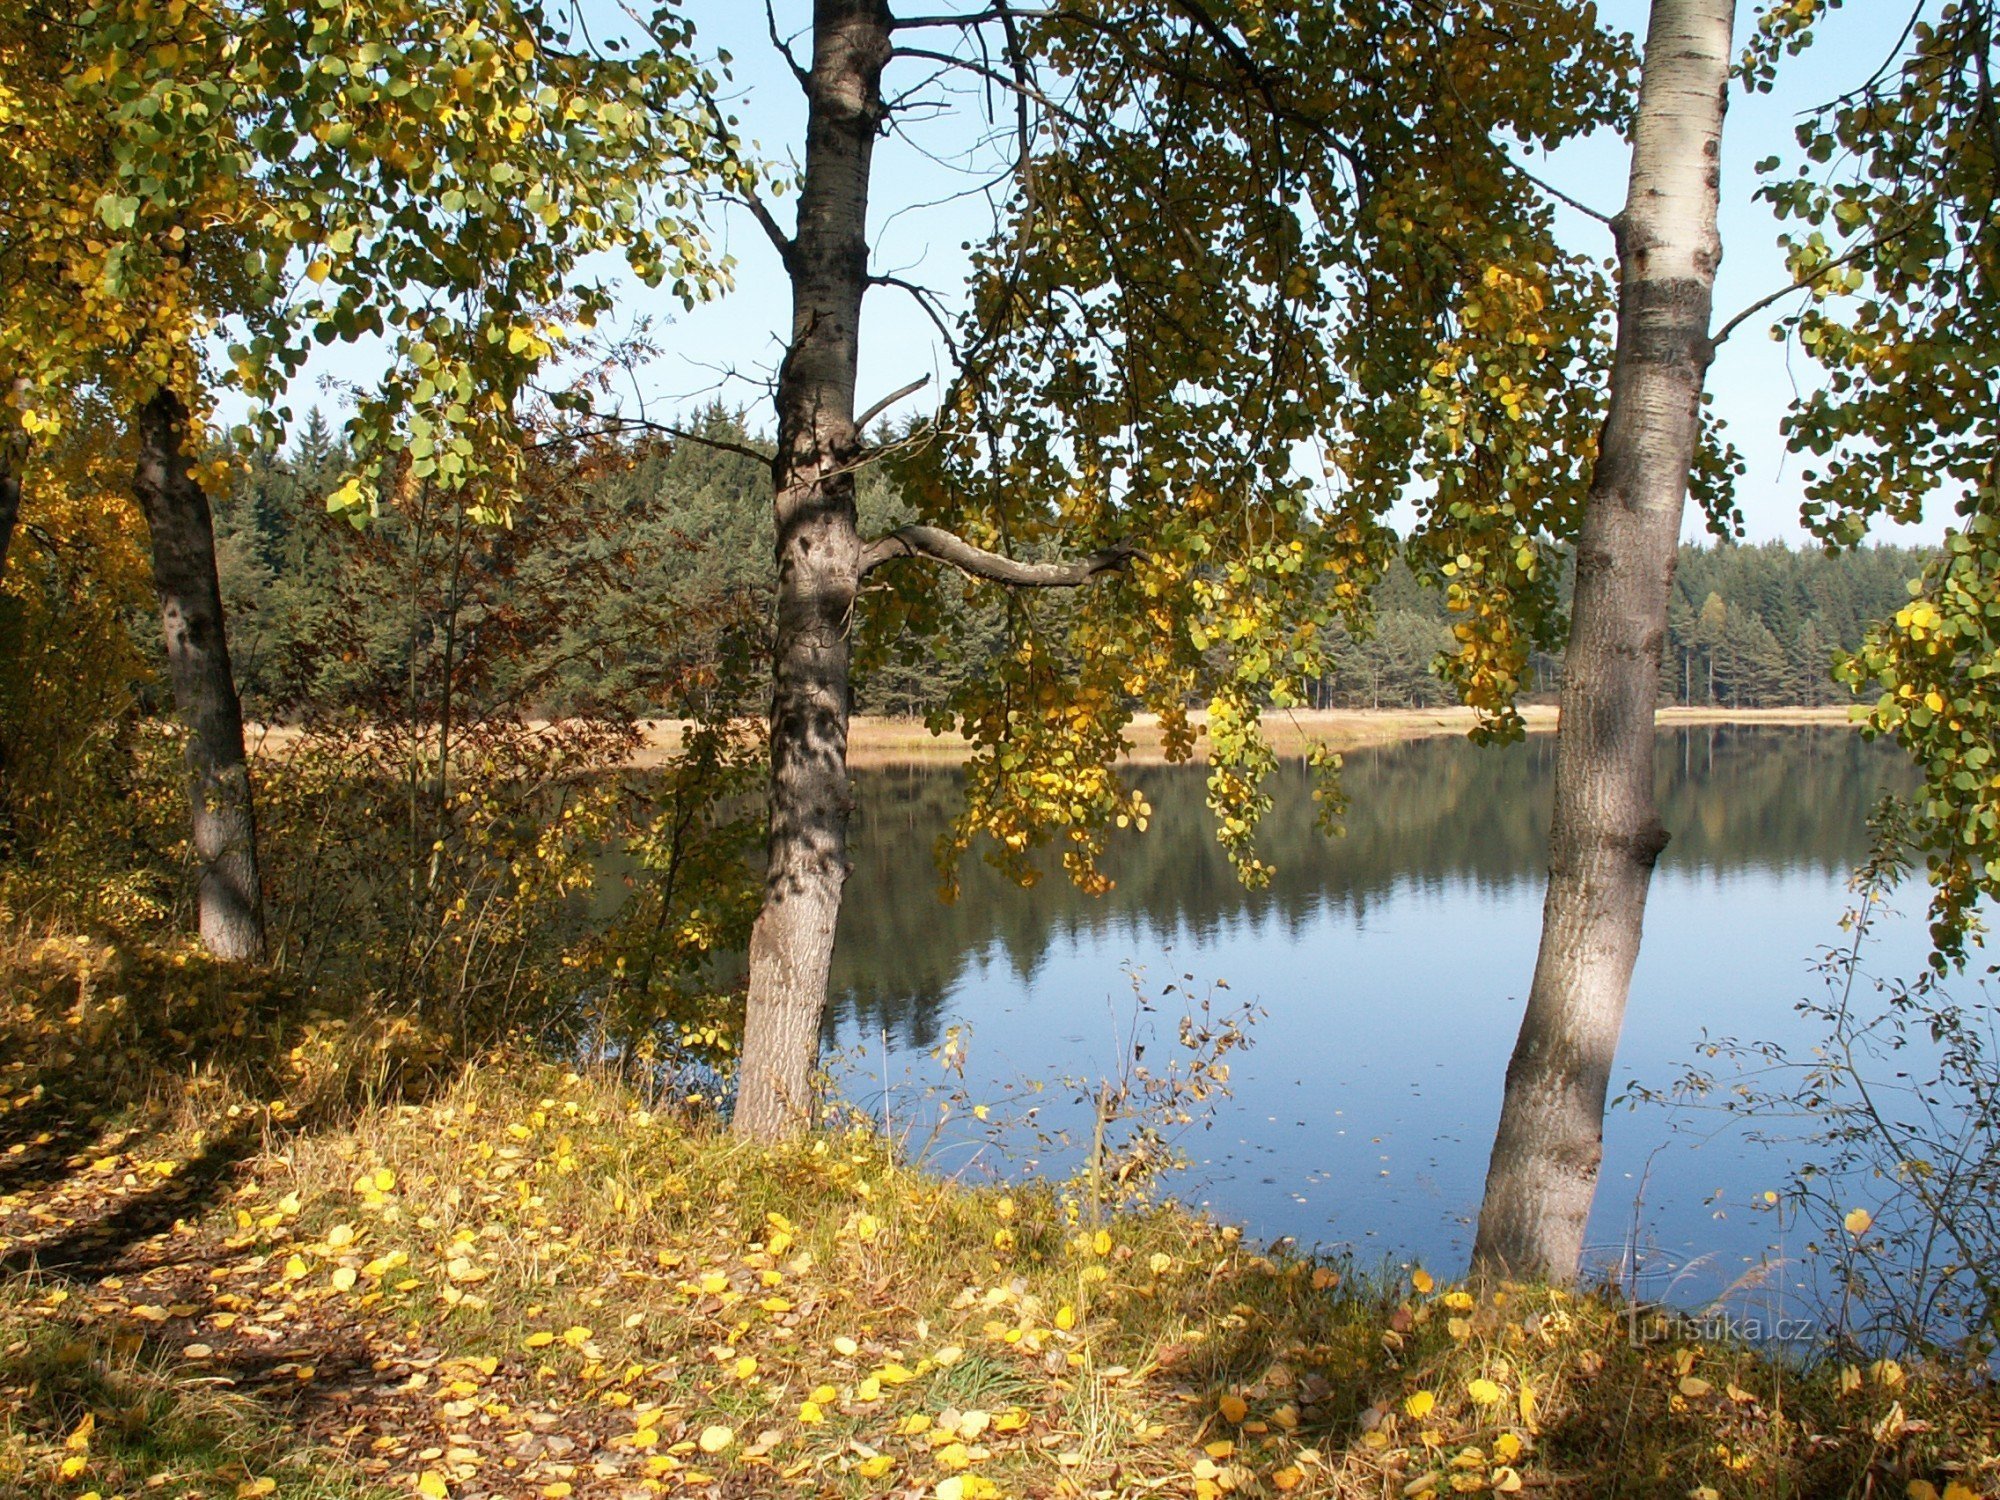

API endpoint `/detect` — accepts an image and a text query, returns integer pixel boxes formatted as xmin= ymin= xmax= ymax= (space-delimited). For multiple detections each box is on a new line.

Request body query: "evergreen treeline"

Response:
xmin=1324 ymin=543 xmax=1932 ymax=710
xmin=210 ymin=412 xmax=1935 ymax=721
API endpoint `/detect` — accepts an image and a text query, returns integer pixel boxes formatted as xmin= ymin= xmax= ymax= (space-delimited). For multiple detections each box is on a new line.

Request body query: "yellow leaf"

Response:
xmin=1054 ymin=1304 xmax=1076 ymax=1331
xmin=61 ymin=1457 xmax=89 ymax=1479
xmin=1411 ymin=1268 xmax=1435 ymax=1295
xmin=833 ymin=1335 xmax=860 ymax=1357
xmin=417 ymin=1473 xmax=450 ymax=1499
xmin=1679 ymin=1376 xmax=1713 ymax=1398
xmin=238 ymin=1483 xmax=277 ymax=1500
xmin=1467 ymin=1378 xmax=1503 ymax=1406
xmin=935 ymin=1442 xmax=971 ymax=1471
xmin=697 ymin=1425 xmax=734 ymax=1454
xmin=1493 ymin=1467 xmax=1524 ymax=1494
xmin=523 ymin=1331 xmax=555 ymax=1350
xmin=331 ymin=1267 xmax=358 ymax=1292
xmin=1273 ymin=1467 xmax=1305 ymax=1492
xmin=798 ymin=1401 xmax=824 ymax=1425
xmin=733 ymin=1355 xmax=757 ymax=1380
xmin=542 ymin=1486 xmax=572 ymax=1499
xmin=1405 ymin=1390 xmax=1436 ymax=1420
xmin=1844 ymin=1207 xmax=1874 ymax=1235
xmin=1942 ymin=1484 xmax=1977 ymax=1500
xmin=1219 ymin=1394 xmax=1249 ymax=1423
xmin=306 ymin=259 xmax=331 ymax=284
xmin=856 ymin=1455 xmax=895 ymax=1479
xmin=561 ymin=1326 xmax=592 ymax=1347
xmin=1091 ymin=1229 xmax=1112 ymax=1256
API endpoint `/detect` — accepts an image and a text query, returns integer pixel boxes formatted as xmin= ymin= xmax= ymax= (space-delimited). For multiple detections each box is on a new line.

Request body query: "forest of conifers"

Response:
xmin=184 ymin=405 xmax=1936 ymax=723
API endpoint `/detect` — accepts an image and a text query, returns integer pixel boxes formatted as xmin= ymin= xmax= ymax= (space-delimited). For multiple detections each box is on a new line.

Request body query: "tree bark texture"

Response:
xmin=1471 ymin=0 xmax=1733 ymax=1282
xmin=132 ymin=388 xmax=269 ymax=963
xmin=733 ymin=0 xmax=893 ymax=1140
xmin=0 ymin=447 xmax=19 ymax=583
xmin=0 ymin=376 xmax=25 ymax=581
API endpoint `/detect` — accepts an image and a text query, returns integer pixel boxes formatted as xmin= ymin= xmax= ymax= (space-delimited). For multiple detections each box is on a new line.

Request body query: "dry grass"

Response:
xmin=625 ymin=706 xmax=1859 ymax=770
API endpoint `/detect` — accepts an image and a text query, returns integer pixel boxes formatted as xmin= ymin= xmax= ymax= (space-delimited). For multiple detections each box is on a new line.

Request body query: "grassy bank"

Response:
xmin=626 ymin=706 xmax=1860 ymax=769
xmin=1 ymin=927 xmax=1993 ymax=1500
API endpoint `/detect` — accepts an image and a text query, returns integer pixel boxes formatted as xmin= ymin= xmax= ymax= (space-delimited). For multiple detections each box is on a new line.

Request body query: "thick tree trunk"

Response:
xmin=733 ymin=0 xmax=892 ymax=1140
xmin=1470 ymin=0 xmax=1732 ymax=1283
xmin=132 ymin=388 xmax=268 ymax=963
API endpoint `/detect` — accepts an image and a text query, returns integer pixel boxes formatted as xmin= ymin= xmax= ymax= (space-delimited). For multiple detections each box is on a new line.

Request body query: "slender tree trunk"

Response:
xmin=132 ymin=388 xmax=268 ymax=963
xmin=733 ymin=0 xmax=892 ymax=1140
xmin=0 ymin=376 xmax=26 ymax=580
xmin=0 ymin=452 xmax=19 ymax=582
xmin=1470 ymin=0 xmax=1732 ymax=1283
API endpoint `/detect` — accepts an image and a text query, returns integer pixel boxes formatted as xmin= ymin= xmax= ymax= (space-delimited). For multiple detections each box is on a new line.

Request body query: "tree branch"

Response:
xmin=860 ymin=524 xmax=1140 ymax=585
xmin=855 ymin=373 xmax=932 ymax=431
xmin=530 ymin=413 xmax=773 ymax=465
xmin=890 ymin=7 xmax=1059 ymax=29
xmin=741 ymin=188 xmax=798 ymax=267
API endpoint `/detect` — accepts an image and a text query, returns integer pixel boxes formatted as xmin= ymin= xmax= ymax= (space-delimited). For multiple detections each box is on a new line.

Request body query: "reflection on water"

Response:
xmin=828 ymin=727 xmax=1922 ymax=1296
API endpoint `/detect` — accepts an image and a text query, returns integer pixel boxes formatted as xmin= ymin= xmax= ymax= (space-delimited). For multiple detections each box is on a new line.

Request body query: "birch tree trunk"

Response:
xmin=132 ymin=387 xmax=269 ymax=963
xmin=733 ymin=0 xmax=892 ymax=1140
xmin=1470 ymin=0 xmax=1733 ymax=1282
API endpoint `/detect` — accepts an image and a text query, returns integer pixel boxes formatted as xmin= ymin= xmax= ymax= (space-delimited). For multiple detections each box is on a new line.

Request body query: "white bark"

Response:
xmin=1470 ymin=0 xmax=1734 ymax=1283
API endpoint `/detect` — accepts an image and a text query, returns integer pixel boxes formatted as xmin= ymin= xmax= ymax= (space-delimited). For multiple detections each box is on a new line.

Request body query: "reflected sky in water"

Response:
xmin=827 ymin=727 xmax=1926 ymax=1298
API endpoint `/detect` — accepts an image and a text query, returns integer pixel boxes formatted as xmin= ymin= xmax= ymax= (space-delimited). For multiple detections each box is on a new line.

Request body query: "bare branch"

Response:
xmin=891 ymin=7 xmax=1059 ymax=29
xmin=766 ymin=0 xmax=812 ymax=92
xmin=742 ymin=188 xmax=798 ymax=267
xmin=869 ymin=272 xmax=964 ymax=360
xmin=860 ymin=524 xmax=1140 ymax=585
xmin=531 ymin=412 xmax=773 ymax=465
xmin=1512 ymin=159 xmax=1616 ymax=227
xmin=856 ymin=373 xmax=932 ymax=431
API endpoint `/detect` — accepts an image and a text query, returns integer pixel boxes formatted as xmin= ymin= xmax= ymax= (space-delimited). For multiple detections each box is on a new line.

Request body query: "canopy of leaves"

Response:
xmin=1750 ymin=0 xmax=2000 ymax=960
xmin=882 ymin=0 xmax=1633 ymax=891
xmin=3 ymin=0 xmax=744 ymax=518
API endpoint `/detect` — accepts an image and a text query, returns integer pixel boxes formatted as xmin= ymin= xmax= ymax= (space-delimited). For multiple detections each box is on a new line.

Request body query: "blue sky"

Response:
xmin=283 ymin=1 xmax=1939 ymax=545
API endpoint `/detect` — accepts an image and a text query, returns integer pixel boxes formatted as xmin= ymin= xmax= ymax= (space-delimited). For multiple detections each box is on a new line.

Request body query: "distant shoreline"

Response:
xmin=628 ymin=704 xmax=1859 ymax=768
xmin=247 ymin=705 xmax=1858 ymax=769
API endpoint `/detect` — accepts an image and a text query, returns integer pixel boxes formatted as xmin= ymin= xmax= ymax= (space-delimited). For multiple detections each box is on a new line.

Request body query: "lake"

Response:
xmin=825 ymin=725 xmax=1925 ymax=1305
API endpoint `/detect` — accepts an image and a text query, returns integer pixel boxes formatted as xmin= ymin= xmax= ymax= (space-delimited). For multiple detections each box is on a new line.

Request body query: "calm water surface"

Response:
xmin=825 ymin=727 xmax=1922 ymax=1300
